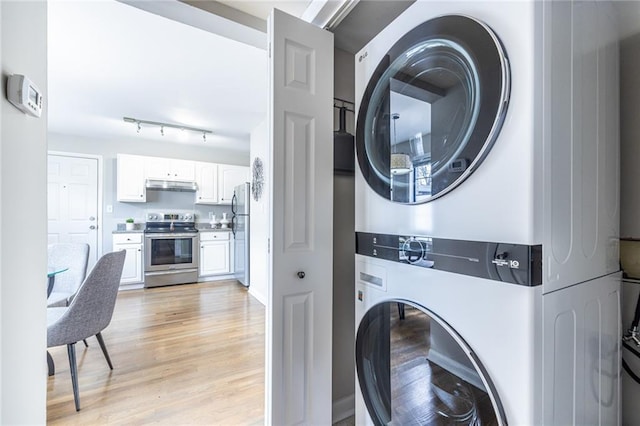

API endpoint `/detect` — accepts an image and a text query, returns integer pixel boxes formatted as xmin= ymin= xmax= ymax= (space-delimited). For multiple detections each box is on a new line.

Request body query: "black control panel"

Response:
xmin=356 ymin=232 xmax=542 ymax=287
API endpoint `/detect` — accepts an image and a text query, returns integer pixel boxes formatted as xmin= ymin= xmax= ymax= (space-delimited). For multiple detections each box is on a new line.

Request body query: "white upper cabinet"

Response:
xmin=116 ymin=153 xmax=245 ymax=205
xmin=218 ymin=164 xmax=249 ymax=204
xmin=117 ymin=154 xmax=146 ymax=202
xmin=195 ymin=162 xmax=219 ymax=204
xmin=145 ymin=157 xmax=195 ymax=181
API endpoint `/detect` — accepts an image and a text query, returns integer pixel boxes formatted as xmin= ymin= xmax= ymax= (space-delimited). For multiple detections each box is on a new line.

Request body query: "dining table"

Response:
xmin=47 ymin=266 xmax=68 ymax=376
xmin=47 ymin=266 xmax=68 ymax=297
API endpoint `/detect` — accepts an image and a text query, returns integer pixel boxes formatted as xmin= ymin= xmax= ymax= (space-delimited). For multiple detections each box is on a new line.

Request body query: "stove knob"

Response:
xmin=401 ymin=237 xmax=424 ymax=264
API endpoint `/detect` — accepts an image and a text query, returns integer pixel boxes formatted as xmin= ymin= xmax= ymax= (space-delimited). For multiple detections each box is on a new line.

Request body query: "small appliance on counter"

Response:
xmin=144 ymin=211 xmax=199 ymax=288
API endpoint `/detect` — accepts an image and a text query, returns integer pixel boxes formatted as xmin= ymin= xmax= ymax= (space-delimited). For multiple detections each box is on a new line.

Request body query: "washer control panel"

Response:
xmin=356 ymin=232 xmax=542 ymax=287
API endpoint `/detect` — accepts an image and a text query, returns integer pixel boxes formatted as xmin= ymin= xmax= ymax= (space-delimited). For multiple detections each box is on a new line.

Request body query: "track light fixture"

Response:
xmin=124 ymin=117 xmax=212 ymax=142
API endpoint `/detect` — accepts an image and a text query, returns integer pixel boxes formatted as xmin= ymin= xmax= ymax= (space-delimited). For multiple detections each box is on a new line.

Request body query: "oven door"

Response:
xmin=144 ymin=233 xmax=198 ymax=272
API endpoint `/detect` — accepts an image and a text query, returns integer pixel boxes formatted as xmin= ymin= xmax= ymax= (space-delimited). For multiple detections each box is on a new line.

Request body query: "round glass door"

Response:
xmin=356 ymin=15 xmax=510 ymax=204
xmin=356 ymin=301 xmax=506 ymax=425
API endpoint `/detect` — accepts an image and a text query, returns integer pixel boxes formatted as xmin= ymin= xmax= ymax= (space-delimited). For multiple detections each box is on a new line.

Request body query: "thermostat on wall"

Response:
xmin=7 ymin=74 xmax=43 ymax=117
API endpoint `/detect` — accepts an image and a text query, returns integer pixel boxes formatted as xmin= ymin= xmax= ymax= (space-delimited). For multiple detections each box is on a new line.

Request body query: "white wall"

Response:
xmin=249 ymin=119 xmax=268 ymax=305
xmin=48 ymin=131 xmax=247 ymax=253
xmin=1 ymin=1 xmax=48 ymax=423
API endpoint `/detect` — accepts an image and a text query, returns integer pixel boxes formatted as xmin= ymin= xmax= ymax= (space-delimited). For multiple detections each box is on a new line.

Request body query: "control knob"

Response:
xmin=401 ymin=237 xmax=424 ymax=264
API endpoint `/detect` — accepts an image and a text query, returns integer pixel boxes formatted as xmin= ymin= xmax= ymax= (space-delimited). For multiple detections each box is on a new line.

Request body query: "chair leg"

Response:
xmin=95 ymin=332 xmax=113 ymax=370
xmin=47 ymin=351 xmax=55 ymax=376
xmin=397 ymin=302 xmax=405 ymax=320
xmin=83 ymin=339 xmax=89 ymax=348
xmin=67 ymin=343 xmax=81 ymax=411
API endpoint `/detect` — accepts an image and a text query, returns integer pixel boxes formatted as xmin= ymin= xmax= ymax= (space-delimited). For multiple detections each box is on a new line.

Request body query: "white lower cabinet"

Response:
xmin=199 ymin=232 xmax=232 ymax=277
xmin=113 ymin=233 xmax=144 ymax=284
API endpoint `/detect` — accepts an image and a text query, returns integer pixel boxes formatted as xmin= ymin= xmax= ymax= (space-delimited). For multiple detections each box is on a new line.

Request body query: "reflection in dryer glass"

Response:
xmin=366 ymin=39 xmax=480 ymax=204
xmin=356 ymin=302 xmax=502 ymax=425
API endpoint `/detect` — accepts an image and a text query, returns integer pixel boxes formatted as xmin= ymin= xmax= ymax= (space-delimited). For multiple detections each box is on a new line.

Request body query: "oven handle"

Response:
xmin=145 ymin=233 xmax=198 ymax=239
xmin=145 ymin=269 xmax=198 ymax=277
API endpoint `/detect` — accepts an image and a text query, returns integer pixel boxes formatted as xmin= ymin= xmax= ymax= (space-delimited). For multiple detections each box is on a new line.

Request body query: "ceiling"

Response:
xmin=47 ymin=1 xmax=293 ymax=152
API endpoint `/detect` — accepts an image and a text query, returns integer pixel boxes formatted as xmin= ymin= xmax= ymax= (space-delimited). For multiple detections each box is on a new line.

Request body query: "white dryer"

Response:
xmin=354 ymin=1 xmax=621 ymax=425
xmin=354 ymin=0 xmax=619 ymax=290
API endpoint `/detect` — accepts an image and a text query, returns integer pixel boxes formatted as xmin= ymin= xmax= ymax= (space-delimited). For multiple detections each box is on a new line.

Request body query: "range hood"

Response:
xmin=145 ymin=179 xmax=198 ymax=192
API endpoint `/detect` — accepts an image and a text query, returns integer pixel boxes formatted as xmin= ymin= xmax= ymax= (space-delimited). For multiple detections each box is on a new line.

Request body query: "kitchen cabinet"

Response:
xmin=218 ymin=164 xmax=249 ymax=204
xmin=117 ymin=154 xmax=146 ymax=202
xmin=199 ymin=232 xmax=232 ymax=276
xmin=145 ymin=157 xmax=195 ymax=181
xmin=194 ymin=162 xmax=219 ymax=204
xmin=113 ymin=233 xmax=144 ymax=284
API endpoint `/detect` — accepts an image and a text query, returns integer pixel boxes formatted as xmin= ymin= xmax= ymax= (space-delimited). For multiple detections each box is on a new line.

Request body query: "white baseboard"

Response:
xmin=333 ymin=394 xmax=355 ymax=423
xmin=249 ymin=287 xmax=267 ymax=306
xmin=197 ymin=274 xmax=236 ymax=282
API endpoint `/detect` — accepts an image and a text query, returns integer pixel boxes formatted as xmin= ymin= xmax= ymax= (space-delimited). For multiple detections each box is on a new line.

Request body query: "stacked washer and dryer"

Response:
xmin=354 ymin=1 xmax=621 ymax=425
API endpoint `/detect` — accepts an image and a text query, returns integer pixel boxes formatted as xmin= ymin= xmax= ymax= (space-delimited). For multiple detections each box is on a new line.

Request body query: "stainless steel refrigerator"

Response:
xmin=232 ymin=182 xmax=250 ymax=287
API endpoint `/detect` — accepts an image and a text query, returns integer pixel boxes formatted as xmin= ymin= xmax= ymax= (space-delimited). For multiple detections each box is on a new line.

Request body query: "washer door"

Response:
xmin=356 ymin=301 xmax=506 ymax=425
xmin=356 ymin=15 xmax=510 ymax=204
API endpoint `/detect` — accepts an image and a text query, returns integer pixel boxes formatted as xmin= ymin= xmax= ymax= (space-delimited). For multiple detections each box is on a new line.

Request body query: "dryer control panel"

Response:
xmin=356 ymin=232 xmax=542 ymax=287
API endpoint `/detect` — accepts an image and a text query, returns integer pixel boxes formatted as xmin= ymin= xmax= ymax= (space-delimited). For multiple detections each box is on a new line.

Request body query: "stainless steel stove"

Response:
xmin=144 ymin=211 xmax=199 ymax=288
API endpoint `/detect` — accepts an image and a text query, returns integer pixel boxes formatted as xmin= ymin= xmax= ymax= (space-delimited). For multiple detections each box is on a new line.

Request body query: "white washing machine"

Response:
xmin=355 ymin=257 xmax=620 ymax=425
xmin=354 ymin=1 xmax=621 ymax=425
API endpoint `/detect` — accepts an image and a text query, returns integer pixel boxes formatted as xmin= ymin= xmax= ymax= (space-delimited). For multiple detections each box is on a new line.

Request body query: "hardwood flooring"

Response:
xmin=47 ymin=280 xmax=265 ymax=425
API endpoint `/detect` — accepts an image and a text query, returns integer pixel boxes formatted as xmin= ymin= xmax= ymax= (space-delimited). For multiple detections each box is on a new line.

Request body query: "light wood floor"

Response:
xmin=47 ymin=280 xmax=265 ymax=425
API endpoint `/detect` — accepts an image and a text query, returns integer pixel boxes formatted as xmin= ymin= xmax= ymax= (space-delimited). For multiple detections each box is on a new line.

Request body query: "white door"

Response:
xmin=48 ymin=154 xmax=100 ymax=268
xmin=267 ymin=9 xmax=334 ymax=425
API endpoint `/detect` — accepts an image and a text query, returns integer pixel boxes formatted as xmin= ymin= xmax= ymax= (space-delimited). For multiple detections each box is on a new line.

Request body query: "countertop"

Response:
xmin=197 ymin=225 xmax=232 ymax=233
xmin=112 ymin=226 xmax=231 ymax=234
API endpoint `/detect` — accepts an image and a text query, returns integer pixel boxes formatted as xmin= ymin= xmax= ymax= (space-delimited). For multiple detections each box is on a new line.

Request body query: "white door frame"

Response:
xmin=47 ymin=150 xmax=104 ymax=260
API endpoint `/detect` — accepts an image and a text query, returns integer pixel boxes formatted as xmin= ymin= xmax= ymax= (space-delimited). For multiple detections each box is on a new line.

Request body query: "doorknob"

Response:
xmin=297 ymin=271 xmax=305 ymax=279
xmin=89 ymin=216 xmax=95 ymax=221
xmin=89 ymin=225 xmax=96 ymax=230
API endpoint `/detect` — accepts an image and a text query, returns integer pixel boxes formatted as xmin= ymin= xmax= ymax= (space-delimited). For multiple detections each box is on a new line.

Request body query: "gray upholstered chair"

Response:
xmin=47 ymin=243 xmax=90 ymax=308
xmin=47 ymin=250 xmax=126 ymax=411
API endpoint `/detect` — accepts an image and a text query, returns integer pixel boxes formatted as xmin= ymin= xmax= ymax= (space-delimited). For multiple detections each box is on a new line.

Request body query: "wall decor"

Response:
xmin=252 ymin=157 xmax=264 ymax=202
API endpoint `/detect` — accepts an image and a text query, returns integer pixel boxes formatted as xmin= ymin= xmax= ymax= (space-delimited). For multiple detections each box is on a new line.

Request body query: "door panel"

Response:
xmin=47 ymin=154 xmax=99 ymax=268
xmin=268 ymin=8 xmax=333 ymax=425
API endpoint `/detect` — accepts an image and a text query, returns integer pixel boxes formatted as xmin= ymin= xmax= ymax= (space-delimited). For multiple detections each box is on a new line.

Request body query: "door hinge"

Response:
xmin=268 ymin=42 xmax=271 ymax=59
xmin=268 ymin=238 xmax=270 ymax=254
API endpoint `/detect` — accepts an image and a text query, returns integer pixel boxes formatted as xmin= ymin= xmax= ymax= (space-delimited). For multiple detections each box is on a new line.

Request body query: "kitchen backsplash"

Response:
xmin=112 ymin=190 xmax=233 ymax=228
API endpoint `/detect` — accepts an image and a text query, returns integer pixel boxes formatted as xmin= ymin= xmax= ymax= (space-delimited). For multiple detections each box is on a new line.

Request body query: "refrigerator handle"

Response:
xmin=231 ymin=215 xmax=236 ymax=237
xmin=231 ymin=192 xmax=237 ymax=214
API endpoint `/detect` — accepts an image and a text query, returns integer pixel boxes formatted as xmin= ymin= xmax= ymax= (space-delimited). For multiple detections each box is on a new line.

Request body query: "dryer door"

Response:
xmin=356 ymin=301 xmax=506 ymax=425
xmin=356 ymin=15 xmax=509 ymax=204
